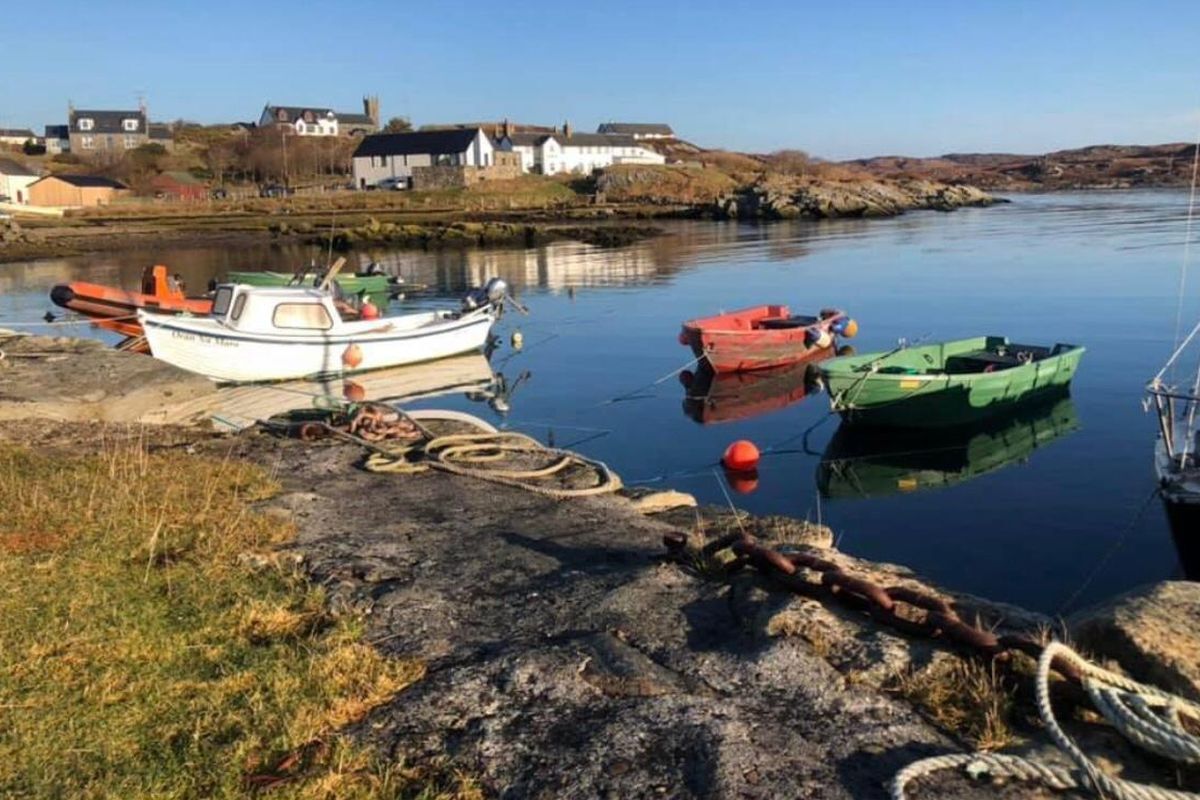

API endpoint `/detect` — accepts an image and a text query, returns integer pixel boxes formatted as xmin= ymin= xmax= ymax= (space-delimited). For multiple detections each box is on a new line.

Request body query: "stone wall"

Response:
xmin=410 ymin=163 xmax=523 ymax=190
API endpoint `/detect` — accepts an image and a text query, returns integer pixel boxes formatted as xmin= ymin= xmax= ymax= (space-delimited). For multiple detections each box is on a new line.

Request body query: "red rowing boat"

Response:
xmin=50 ymin=265 xmax=212 ymax=341
xmin=679 ymin=304 xmax=857 ymax=373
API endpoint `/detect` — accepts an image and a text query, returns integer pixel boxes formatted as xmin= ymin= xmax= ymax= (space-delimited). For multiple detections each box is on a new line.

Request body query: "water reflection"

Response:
xmin=817 ymin=393 xmax=1080 ymax=499
xmin=145 ymin=353 xmax=514 ymax=429
xmin=680 ymin=355 xmax=831 ymax=425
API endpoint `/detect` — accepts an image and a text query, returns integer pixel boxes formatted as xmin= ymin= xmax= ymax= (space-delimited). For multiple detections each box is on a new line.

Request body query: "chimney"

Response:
xmin=563 ymin=119 xmax=573 ymax=139
xmin=364 ymin=95 xmax=380 ymax=127
xmin=503 ymin=118 xmax=513 ymax=138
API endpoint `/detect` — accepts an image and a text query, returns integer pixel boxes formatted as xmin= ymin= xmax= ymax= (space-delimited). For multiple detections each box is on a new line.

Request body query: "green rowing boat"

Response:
xmin=820 ymin=335 xmax=1085 ymax=427
xmin=226 ymin=270 xmax=400 ymax=306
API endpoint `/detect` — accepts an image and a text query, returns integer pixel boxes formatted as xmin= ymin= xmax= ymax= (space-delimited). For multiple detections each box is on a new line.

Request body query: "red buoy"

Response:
xmin=722 ymin=439 xmax=760 ymax=471
xmin=360 ymin=301 xmax=380 ymax=320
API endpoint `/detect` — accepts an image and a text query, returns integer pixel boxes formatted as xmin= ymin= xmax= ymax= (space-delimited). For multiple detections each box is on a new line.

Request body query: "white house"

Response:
xmin=597 ymin=123 xmax=675 ymax=140
xmin=258 ymin=98 xmax=381 ymax=137
xmin=44 ymin=125 xmax=70 ymax=154
xmin=497 ymin=125 xmax=665 ymax=175
xmin=352 ymin=128 xmax=494 ymax=189
xmin=0 ymin=158 xmax=39 ymax=204
xmin=0 ymin=128 xmax=36 ymax=147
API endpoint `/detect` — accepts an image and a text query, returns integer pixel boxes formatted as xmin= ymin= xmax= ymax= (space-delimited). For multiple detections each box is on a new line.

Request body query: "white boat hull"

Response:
xmin=140 ymin=308 xmax=497 ymax=384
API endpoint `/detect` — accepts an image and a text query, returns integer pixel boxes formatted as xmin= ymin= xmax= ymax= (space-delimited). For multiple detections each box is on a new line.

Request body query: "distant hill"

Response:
xmin=846 ymin=143 xmax=1198 ymax=190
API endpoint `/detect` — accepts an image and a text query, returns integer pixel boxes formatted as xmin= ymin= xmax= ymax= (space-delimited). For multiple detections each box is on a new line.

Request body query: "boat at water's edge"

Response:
xmin=50 ymin=264 xmax=212 ymax=342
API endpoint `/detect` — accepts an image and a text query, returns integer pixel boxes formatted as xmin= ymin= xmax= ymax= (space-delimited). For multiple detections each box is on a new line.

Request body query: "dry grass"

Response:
xmin=0 ymin=439 xmax=464 ymax=799
xmin=888 ymin=658 xmax=1017 ymax=751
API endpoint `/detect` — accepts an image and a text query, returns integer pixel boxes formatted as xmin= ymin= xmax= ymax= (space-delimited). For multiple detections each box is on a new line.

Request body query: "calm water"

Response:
xmin=3 ymin=191 xmax=1197 ymax=613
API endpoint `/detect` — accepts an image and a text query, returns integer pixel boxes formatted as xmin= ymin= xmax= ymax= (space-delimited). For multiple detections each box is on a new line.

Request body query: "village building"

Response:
xmin=0 ymin=128 xmax=37 ymax=147
xmin=497 ymin=122 xmax=666 ymax=175
xmin=68 ymin=105 xmax=149 ymax=154
xmin=28 ymin=174 xmax=128 ymax=208
xmin=596 ymin=122 xmax=675 ymax=140
xmin=44 ymin=125 xmax=70 ymax=154
xmin=150 ymin=171 xmax=206 ymax=201
xmin=258 ymin=96 xmax=380 ymax=137
xmin=148 ymin=124 xmax=175 ymax=152
xmin=0 ymin=158 xmax=38 ymax=204
xmin=351 ymin=128 xmax=496 ymax=189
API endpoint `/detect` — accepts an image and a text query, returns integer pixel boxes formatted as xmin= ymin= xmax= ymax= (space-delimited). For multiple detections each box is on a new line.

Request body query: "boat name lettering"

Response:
xmin=171 ymin=330 xmax=238 ymax=347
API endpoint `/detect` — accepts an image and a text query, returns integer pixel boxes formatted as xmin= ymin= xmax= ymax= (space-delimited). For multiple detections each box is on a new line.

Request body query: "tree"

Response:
xmin=383 ymin=116 xmax=412 ymax=133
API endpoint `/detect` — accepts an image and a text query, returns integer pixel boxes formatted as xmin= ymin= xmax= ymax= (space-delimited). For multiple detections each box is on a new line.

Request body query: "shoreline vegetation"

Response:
xmin=0 ymin=166 xmax=999 ymax=264
xmin=0 ymin=342 xmax=1197 ymax=797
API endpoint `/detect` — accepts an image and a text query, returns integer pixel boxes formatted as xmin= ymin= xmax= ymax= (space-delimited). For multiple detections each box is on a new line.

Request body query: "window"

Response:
xmin=272 ymin=303 xmax=333 ymax=330
xmin=211 ymin=287 xmax=234 ymax=316
xmin=230 ymin=293 xmax=248 ymax=321
xmin=78 ymin=118 xmax=94 ymax=131
xmin=297 ymin=122 xmax=306 ymax=134
xmin=124 ymin=134 xmax=138 ymax=149
xmin=122 ymin=118 xmax=138 ymax=132
xmin=81 ymin=135 xmax=94 ymax=149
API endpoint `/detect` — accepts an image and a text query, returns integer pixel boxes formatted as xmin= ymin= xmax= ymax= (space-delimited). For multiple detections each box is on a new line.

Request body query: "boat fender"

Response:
xmin=342 ymin=343 xmax=364 ymax=369
xmin=360 ymin=301 xmax=380 ymax=320
xmin=805 ymin=328 xmax=834 ymax=349
xmin=840 ymin=319 xmax=859 ymax=338
xmin=511 ymin=330 xmax=524 ymax=350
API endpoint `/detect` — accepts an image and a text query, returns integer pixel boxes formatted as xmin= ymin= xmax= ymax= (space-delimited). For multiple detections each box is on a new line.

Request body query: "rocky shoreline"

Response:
xmin=1 ymin=337 xmax=1197 ymax=798
xmin=0 ymin=172 xmax=999 ymax=265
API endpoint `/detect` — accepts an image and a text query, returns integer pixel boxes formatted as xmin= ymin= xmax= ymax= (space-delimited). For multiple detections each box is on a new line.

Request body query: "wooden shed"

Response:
xmin=150 ymin=171 xmax=207 ymax=201
xmin=27 ymin=175 xmax=128 ymax=208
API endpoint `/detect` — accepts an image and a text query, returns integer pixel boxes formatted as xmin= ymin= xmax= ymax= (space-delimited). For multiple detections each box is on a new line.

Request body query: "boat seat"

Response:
xmin=756 ymin=315 xmax=818 ymax=330
xmin=945 ymin=350 xmax=1023 ymax=374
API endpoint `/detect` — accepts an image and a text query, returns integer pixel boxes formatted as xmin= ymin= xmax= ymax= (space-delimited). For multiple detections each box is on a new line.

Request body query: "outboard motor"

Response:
xmin=461 ymin=277 xmax=509 ymax=313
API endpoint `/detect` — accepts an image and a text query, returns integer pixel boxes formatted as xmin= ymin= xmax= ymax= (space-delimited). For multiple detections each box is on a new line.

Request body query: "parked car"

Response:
xmin=259 ymin=183 xmax=292 ymax=198
xmin=377 ymin=176 xmax=409 ymax=191
xmin=211 ymin=187 xmax=229 ymax=200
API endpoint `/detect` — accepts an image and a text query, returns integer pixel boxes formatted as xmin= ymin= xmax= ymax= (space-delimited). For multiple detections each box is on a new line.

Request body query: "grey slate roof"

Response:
xmin=44 ymin=125 xmax=69 ymax=139
xmin=69 ymin=110 xmax=146 ymax=134
xmin=40 ymin=174 xmax=127 ymax=188
xmin=597 ymin=122 xmax=673 ymax=136
xmin=338 ymin=112 xmax=375 ymax=125
xmin=548 ymin=133 xmax=638 ymax=148
xmin=0 ymin=128 xmax=36 ymax=139
xmin=0 ymin=157 xmax=36 ymax=176
xmin=264 ymin=105 xmax=336 ymax=124
xmin=148 ymin=124 xmax=173 ymax=140
xmin=353 ymin=129 xmax=480 ymax=158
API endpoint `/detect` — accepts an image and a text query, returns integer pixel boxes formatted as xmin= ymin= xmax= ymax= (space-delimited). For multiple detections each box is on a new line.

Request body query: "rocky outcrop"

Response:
xmin=1070 ymin=581 xmax=1200 ymax=702
xmin=710 ymin=178 xmax=998 ymax=221
xmin=0 ymin=334 xmax=214 ymax=423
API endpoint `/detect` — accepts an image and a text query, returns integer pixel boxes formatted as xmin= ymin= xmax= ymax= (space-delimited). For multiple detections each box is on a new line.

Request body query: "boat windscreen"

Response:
xmin=212 ymin=287 xmax=234 ymax=317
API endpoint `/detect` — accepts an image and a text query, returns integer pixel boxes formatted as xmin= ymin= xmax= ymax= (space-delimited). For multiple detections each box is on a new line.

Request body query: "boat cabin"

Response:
xmin=210 ymin=284 xmax=345 ymax=333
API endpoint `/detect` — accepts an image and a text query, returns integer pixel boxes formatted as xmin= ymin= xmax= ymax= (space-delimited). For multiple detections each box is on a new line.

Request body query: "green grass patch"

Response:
xmin=0 ymin=439 xmax=475 ymax=799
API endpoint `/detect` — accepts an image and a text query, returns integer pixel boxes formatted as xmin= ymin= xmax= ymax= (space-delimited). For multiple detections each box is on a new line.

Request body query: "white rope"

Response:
xmin=892 ymin=641 xmax=1200 ymax=800
xmin=1172 ymin=130 xmax=1200 ymax=366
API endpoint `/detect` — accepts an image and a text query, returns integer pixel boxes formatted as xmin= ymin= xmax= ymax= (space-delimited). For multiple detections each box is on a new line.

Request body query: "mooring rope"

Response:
xmin=0 ymin=313 xmax=139 ymax=328
xmin=362 ymin=429 xmax=622 ymax=499
xmin=892 ymin=641 xmax=1200 ymax=800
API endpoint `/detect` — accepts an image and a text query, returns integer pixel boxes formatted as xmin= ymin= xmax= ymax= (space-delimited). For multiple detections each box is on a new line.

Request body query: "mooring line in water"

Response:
xmin=594 ymin=354 xmax=707 ymax=408
xmin=1052 ymin=486 xmax=1162 ymax=618
xmin=0 ymin=313 xmax=140 ymax=328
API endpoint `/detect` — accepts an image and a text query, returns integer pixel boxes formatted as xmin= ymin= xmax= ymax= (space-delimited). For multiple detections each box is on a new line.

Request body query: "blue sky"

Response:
xmin=1 ymin=0 xmax=1197 ymax=159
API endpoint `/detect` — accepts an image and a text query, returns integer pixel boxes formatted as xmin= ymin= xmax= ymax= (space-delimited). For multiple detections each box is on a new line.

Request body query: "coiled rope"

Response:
xmin=892 ymin=641 xmax=1200 ymax=799
xmin=362 ymin=429 xmax=622 ymax=499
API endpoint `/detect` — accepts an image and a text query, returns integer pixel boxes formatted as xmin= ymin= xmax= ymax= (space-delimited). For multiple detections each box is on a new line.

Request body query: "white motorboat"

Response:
xmin=139 ymin=279 xmax=507 ymax=384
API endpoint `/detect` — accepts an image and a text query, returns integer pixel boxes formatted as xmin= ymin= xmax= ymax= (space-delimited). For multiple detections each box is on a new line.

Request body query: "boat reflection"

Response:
xmin=145 ymin=353 xmax=513 ymax=428
xmin=1163 ymin=503 xmax=1200 ymax=580
xmin=680 ymin=347 xmax=837 ymax=425
xmin=817 ymin=392 xmax=1080 ymax=499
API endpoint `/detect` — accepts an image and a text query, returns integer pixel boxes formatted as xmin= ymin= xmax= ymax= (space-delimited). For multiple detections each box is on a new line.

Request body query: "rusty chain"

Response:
xmin=662 ymin=530 xmax=1065 ymax=676
xmin=293 ymin=402 xmax=421 ymax=445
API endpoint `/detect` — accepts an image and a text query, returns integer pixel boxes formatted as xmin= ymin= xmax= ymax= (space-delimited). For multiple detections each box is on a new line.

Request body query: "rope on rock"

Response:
xmin=363 ymin=429 xmax=622 ymax=499
xmin=892 ymin=641 xmax=1200 ymax=800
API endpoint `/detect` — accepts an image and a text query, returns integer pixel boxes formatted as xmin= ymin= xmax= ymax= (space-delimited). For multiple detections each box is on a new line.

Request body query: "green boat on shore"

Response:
xmin=820 ymin=335 xmax=1085 ymax=427
xmin=225 ymin=270 xmax=404 ymax=307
